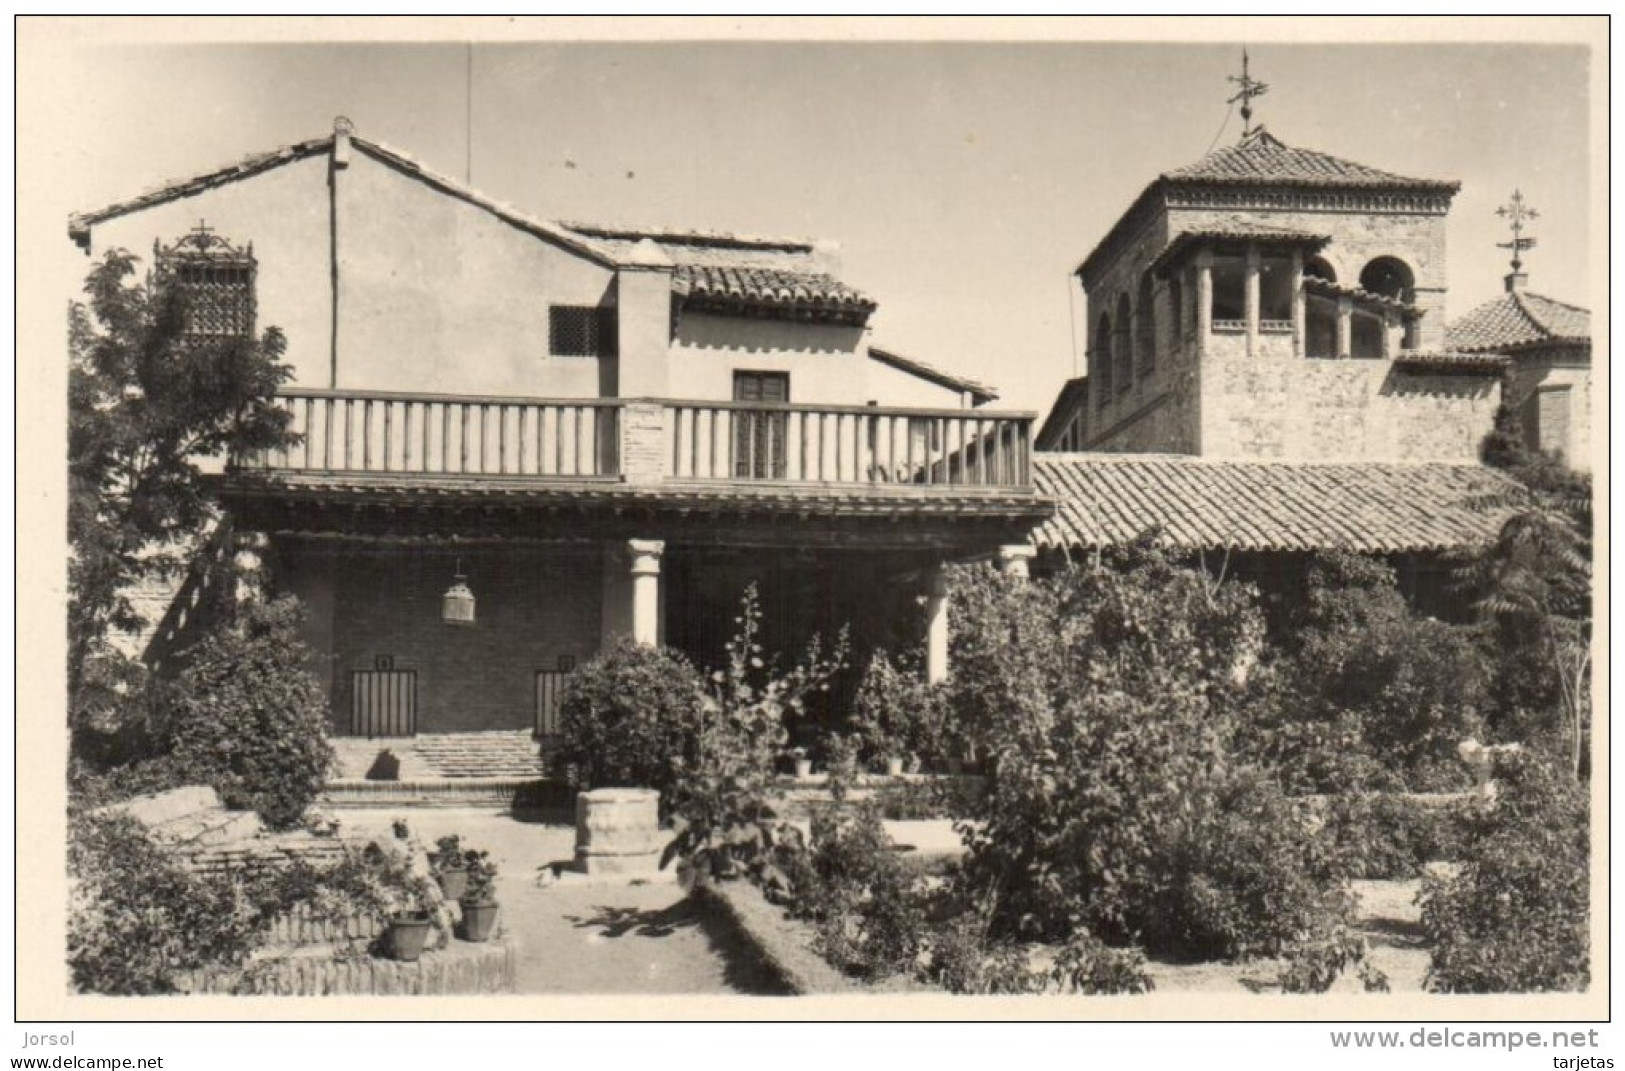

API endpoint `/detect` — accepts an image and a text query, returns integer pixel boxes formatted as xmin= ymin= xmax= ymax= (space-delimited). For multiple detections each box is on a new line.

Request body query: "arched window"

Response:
xmin=1359 ymin=257 xmax=1415 ymax=304
xmin=1094 ymin=313 xmax=1113 ymax=405
xmin=1114 ymin=293 xmax=1132 ymax=393
xmin=1136 ymin=273 xmax=1156 ymax=378
xmin=1305 ymin=256 xmax=1337 ymax=283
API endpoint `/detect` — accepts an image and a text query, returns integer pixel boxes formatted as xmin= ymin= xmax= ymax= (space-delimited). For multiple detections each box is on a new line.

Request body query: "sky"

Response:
xmin=35 ymin=20 xmax=1597 ymax=416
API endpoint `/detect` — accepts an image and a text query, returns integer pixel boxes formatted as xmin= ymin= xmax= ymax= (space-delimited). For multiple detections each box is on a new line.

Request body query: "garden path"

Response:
xmin=338 ymin=809 xmax=787 ymax=995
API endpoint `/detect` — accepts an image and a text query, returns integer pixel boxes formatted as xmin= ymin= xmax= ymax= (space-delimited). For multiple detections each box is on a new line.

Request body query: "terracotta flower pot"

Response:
xmin=387 ymin=912 xmax=433 ymax=962
xmin=885 ymin=756 xmax=905 ymax=778
xmin=460 ymin=899 xmax=500 ymax=943
xmin=436 ymin=867 xmax=469 ymax=901
xmin=794 ymin=759 xmax=813 ymax=779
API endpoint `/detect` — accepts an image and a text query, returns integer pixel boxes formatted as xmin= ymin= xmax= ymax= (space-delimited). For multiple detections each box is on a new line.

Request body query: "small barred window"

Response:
xmin=549 ymin=305 xmax=618 ymax=358
xmin=154 ymin=223 xmax=256 ymax=340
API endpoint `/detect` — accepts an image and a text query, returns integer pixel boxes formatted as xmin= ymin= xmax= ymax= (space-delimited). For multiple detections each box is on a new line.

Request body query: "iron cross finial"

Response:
xmin=1227 ymin=48 xmax=1270 ymax=137
xmin=1495 ymin=189 xmax=1539 ymax=273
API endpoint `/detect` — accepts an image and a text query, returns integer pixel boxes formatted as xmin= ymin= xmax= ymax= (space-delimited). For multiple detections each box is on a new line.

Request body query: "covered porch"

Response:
xmin=218 ymin=473 xmax=1049 ymax=742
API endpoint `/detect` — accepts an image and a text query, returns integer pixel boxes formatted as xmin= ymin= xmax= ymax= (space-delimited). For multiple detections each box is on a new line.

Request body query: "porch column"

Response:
xmin=627 ymin=539 xmax=665 ymax=647
xmin=924 ymin=565 xmax=949 ymax=684
xmin=995 ymin=544 xmax=1036 ymax=580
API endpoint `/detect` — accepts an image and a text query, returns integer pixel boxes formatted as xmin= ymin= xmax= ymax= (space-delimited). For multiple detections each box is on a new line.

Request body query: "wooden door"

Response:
xmin=733 ymin=372 xmax=789 ymax=479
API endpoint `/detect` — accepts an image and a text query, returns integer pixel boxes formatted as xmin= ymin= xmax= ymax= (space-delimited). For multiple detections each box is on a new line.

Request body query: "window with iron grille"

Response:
xmin=154 ymin=224 xmax=256 ymax=340
xmin=549 ymin=305 xmax=618 ymax=358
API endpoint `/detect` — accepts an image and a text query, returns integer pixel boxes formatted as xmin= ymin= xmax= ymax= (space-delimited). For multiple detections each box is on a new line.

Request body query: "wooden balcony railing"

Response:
xmin=247 ymin=390 xmax=1036 ymax=492
xmin=252 ymin=389 xmax=622 ymax=478
xmin=663 ymin=401 xmax=1034 ymax=489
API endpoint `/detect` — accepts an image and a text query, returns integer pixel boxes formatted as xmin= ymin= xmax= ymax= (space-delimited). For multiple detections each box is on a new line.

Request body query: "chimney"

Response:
xmin=616 ymin=238 xmax=674 ymax=399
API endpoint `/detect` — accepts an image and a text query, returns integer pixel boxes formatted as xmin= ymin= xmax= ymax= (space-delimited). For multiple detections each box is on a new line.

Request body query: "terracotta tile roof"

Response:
xmin=1391 ymin=351 xmax=1510 ymax=375
xmin=1032 ymin=454 xmax=1519 ymax=554
xmin=1162 ymin=128 xmax=1460 ymax=190
xmin=1303 ymin=275 xmax=1416 ymax=313
xmin=868 ymin=346 xmax=997 ymax=404
xmin=1077 ymin=130 xmax=1459 ymax=284
xmin=1446 ymin=290 xmax=1592 ymax=353
xmin=1150 ymin=219 xmax=1330 ymax=276
xmin=216 ymin=472 xmax=1051 ymax=521
xmin=673 ymin=263 xmax=875 ymax=319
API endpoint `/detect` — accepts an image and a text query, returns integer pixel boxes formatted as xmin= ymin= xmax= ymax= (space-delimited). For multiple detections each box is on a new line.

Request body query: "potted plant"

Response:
xmin=363 ymin=844 xmax=440 ymax=963
xmin=884 ymin=753 xmax=906 ymax=778
xmin=458 ymin=850 xmax=501 ymax=943
xmin=789 ymin=746 xmax=813 ymax=780
xmin=429 ymin=834 xmax=469 ymax=901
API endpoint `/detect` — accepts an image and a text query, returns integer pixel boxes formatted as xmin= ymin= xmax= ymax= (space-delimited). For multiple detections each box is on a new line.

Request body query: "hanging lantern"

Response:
xmin=442 ymin=557 xmax=476 ymax=626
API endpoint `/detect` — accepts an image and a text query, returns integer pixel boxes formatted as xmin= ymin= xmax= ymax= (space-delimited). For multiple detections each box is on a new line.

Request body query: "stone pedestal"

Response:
xmin=573 ymin=788 xmax=663 ymax=875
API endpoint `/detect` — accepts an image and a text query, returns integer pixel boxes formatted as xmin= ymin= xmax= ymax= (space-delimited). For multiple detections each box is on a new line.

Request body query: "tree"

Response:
xmin=1460 ymin=448 xmax=1592 ymax=777
xmin=68 ymin=249 xmax=297 ymax=718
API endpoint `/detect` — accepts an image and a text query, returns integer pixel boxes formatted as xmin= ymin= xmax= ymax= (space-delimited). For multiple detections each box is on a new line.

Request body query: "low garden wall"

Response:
xmin=692 ymin=879 xmax=925 ymax=995
xmin=183 ymin=937 xmax=518 ymax=996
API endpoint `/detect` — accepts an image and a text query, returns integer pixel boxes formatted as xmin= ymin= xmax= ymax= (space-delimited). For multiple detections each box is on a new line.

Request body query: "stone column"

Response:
xmin=627 ymin=539 xmax=665 ymax=647
xmin=1195 ymin=251 xmax=1213 ymax=359
xmin=1336 ymin=296 xmax=1353 ymax=360
xmin=923 ymin=566 xmax=949 ymax=684
xmin=995 ymin=544 xmax=1037 ymax=580
xmin=1290 ymin=249 xmax=1306 ymax=357
xmin=1243 ymin=246 xmax=1261 ymax=358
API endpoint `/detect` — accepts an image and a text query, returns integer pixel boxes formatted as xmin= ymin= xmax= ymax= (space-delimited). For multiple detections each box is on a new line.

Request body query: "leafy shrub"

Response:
xmin=917 ymin=912 xmax=1042 ymax=994
xmin=1278 ymin=926 xmax=1389 ymax=993
xmin=552 ymin=640 xmax=706 ymax=812
xmin=1046 ymin=931 xmax=1156 ymax=995
xmin=68 ymin=812 xmax=279 ymax=994
xmin=788 ymin=802 xmax=926 ymax=981
xmin=1272 ymin=552 xmax=1486 ymax=791
xmin=948 ymin=550 xmax=1364 ymax=975
xmin=666 ymin=586 xmax=845 ymax=885
xmin=155 ymin=596 xmax=332 ymax=829
xmin=1321 ymin=792 xmax=1470 ymax=880
xmin=849 ymin=649 xmax=957 ymax=771
xmin=1130 ymin=771 xmax=1353 ymax=961
xmin=1420 ymin=751 xmax=1589 ymax=992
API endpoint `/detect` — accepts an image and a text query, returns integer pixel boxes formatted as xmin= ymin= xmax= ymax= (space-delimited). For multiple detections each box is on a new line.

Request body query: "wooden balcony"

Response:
xmin=249 ymin=389 xmax=1036 ymax=493
xmin=256 ymin=389 xmax=622 ymax=478
xmin=663 ymin=400 xmax=1033 ymax=489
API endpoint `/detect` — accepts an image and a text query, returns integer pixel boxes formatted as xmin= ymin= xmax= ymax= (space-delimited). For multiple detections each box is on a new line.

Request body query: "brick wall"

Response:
xmin=621 ymin=400 xmax=667 ymax=484
xmin=1201 ymin=348 xmax=1498 ymax=461
xmin=279 ymin=543 xmax=603 ymax=735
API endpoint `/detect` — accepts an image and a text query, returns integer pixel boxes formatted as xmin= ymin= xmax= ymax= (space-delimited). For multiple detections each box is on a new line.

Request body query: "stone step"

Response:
xmin=322 ymin=777 xmax=548 ymax=809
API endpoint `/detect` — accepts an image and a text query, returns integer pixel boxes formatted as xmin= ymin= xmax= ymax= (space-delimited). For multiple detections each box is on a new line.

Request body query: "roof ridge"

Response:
xmin=1507 ymin=290 xmax=1554 ymax=337
xmin=557 ymin=221 xmax=819 ymax=253
xmin=867 ymin=345 xmax=998 ymax=402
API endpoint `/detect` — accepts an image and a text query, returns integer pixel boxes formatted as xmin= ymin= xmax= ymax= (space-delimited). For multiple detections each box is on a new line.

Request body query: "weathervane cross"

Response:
xmin=1495 ymin=189 xmax=1539 ymax=273
xmin=1227 ymin=48 xmax=1269 ymax=137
